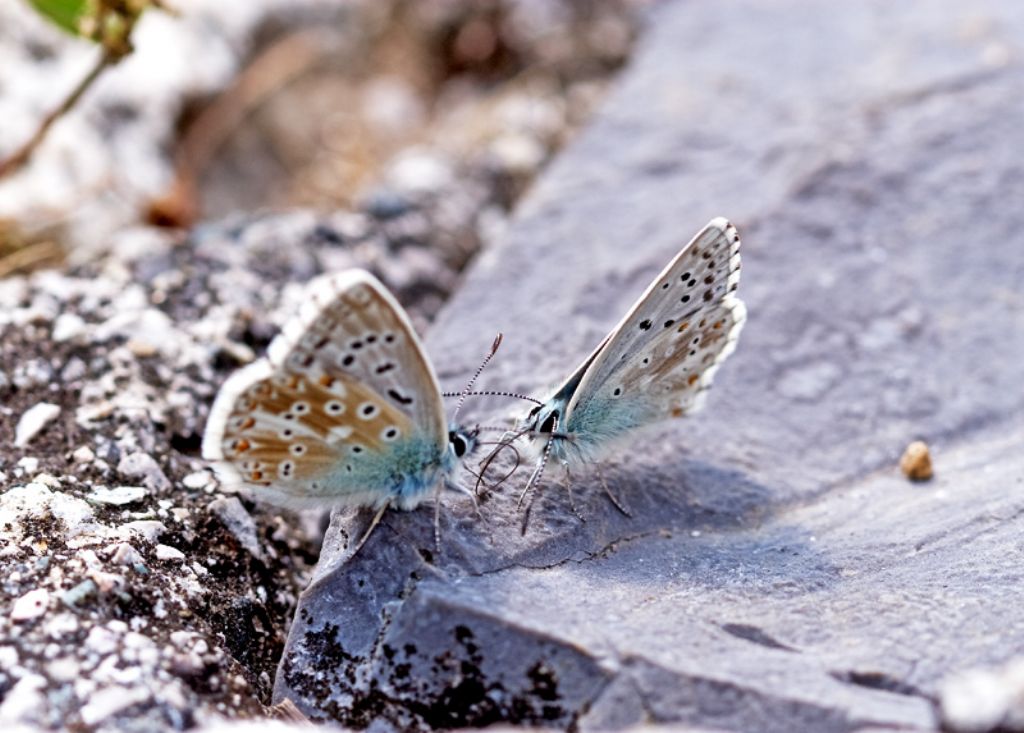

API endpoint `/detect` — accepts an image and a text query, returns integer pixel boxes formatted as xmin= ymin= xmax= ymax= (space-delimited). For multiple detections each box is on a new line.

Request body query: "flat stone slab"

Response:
xmin=276 ymin=2 xmax=1024 ymax=730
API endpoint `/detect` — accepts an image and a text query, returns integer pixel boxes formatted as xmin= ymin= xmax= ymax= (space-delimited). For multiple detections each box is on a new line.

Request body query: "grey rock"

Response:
xmin=277 ymin=1 xmax=1024 ymax=731
xmin=208 ymin=497 xmax=264 ymax=561
xmin=117 ymin=452 xmax=172 ymax=493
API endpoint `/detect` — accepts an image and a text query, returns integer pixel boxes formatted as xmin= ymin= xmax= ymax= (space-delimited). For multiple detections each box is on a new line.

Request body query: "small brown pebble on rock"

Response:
xmin=900 ymin=440 xmax=934 ymax=481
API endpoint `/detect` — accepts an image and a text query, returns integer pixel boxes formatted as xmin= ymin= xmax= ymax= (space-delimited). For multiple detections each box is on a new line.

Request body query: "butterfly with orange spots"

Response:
xmin=203 ymin=270 xmax=482 ymax=553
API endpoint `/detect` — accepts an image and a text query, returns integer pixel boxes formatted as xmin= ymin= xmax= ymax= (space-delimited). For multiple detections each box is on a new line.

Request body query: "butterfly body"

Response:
xmin=203 ymin=270 xmax=477 ymax=518
xmin=518 ymin=217 xmax=747 ymax=471
xmin=290 ymin=429 xmax=466 ymax=511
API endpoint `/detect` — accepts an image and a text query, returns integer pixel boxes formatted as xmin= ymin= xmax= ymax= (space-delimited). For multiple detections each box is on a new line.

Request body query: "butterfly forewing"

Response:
xmin=270 ymin=271 xmax=446 ymax=443
xmin=565 ymin=218 xmax=745 ymax=430
xmin=202 ymin=271 xmax=448 ymax=508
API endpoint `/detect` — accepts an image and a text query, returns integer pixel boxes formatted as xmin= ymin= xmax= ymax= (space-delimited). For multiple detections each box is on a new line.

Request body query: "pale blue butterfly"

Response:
xmin=514 ymin=217 xmax=747 ymax=511
xmin=202 ymin=270 xmax=492 ymax=553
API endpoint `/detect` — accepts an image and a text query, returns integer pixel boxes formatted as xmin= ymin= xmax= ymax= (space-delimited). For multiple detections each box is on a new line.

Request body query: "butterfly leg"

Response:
xmin=445 ymin=479 xmax=486 ymax=524
xmin=595 ymin=462 xmax=632 ymax=517
xmin=518 ymin=434 xmax=555 ymax=535
xmin=349 ymin=501 xmax=390 ymax=559
xmin=560 ymin=462 xmax=586 ymax=523
xmin=519 ymin=490 xmax=538 ymax=535
xmin=432 ymin=483 xmax=447 ymax=557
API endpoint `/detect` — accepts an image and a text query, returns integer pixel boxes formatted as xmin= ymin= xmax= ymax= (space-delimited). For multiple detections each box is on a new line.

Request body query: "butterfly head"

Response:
xmin=525 ymin=403 xmax=560 ymax=436
xmin=448 ymin=425 xmax=479 ymax=461
xmin=517 ymin=399 xmax=570 ymax=455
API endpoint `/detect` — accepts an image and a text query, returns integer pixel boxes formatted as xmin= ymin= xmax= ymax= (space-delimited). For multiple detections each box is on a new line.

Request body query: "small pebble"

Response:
xmin=14 ymin=402 xmax=61 ymax=447
xmin=900 ymin=440 xmax=934 ymax=481
xmin=940 ymin=657 xmax=1024 ymax=732
xmin=155 ymin=544 xmax=186 ymax=561
xmin=72 ymin=445 xmax=96 ymax=463
xmin=11 ymin=588 xmax=50 ymax=621
xmin=181 ymin=471 xmax=212 ymax=490
xmin=52 ymin=312 xmax=87 ymax=342
xmin=109 ymin=542 xmax=145 ymax=567
xmin=16 ymin=456 xmax=40 ymax=473
xmin=88 ymin=486 xmax=148 ymax=506
xmin=120 ymin=520 xmax=166 ymax=543
xmin=80 ymin=685 xmax=151 ymax=727
xmin=59 ymin=579 xmax=97 ymax=608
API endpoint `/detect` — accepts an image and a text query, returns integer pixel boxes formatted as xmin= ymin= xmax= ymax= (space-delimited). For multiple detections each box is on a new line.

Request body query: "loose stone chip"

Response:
xmin=900 ymin=440 xmax=934 ymax=481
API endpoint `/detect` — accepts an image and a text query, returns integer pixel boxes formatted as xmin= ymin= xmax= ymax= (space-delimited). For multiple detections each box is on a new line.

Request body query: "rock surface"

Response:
xmin=276 ymin=2 xmax=1024 ymax=731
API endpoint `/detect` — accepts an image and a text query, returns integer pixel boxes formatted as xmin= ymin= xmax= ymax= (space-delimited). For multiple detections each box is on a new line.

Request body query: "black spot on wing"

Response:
xmin=388 ymin=389 xmax=414 ymax=405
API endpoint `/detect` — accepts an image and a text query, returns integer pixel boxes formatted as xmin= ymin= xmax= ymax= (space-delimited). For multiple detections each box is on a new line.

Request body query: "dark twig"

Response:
xmin=0 ymin=50 xmax=115 ymax=179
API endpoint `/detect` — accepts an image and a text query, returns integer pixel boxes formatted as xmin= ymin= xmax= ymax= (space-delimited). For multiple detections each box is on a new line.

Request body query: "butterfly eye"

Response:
xmin=539 ymin=411 xmax=559 ymax=434
xmin=449 ymin=431 xmax=468 ymax=458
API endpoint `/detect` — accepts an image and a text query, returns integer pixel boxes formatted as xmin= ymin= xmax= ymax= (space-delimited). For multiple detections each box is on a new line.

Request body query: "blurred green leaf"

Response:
xmin=27 ymin=0 xmax=92 ymax=37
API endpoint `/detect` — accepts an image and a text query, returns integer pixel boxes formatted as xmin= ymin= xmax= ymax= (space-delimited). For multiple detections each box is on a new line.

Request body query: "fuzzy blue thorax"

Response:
xmin=321 ymin=428 xmax=473 ymax=511
xmin=519 ymin=391 xmax=655 ymax=467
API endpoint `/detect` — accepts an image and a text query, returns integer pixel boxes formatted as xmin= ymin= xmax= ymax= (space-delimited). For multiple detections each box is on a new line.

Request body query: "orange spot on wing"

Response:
xmin=687 ymin=374 xmax=699 ymax=386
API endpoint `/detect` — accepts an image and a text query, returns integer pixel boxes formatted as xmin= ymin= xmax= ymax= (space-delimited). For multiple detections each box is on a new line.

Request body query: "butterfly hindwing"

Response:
xmin=203 ymin=271 xmax=451 ymax=510
xmin=563 ymin=218 xmax=746 ymax=442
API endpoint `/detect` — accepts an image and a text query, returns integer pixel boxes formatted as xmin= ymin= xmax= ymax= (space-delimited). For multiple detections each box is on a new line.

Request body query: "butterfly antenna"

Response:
xmin=450 ymin=333 xmax=503 ymax=423
xmin=443 ymin=390 xmax=543 ymax=407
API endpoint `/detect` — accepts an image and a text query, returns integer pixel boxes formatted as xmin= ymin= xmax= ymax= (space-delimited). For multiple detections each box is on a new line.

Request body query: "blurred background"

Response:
xmin=0 ymin=0 xmax=645 ymax=309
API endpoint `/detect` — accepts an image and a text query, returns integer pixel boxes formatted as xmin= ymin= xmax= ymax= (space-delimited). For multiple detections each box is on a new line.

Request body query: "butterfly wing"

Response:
xmin=562 ymin=218 xmax=746 ymax=445
xmin=202 ymin=270 xmax=449 ymax=510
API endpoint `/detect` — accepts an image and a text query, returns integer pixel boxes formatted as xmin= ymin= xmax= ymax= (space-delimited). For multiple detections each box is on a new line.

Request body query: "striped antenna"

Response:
xmin=450 ymin=333 xmax=503 ymax=422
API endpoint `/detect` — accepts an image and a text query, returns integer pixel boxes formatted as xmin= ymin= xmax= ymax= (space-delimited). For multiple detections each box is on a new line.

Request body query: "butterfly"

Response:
xmin=514 ymin=217 xmax=747 ymax=509
xmin=202 ymin=269 xmax=488 ymax=554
